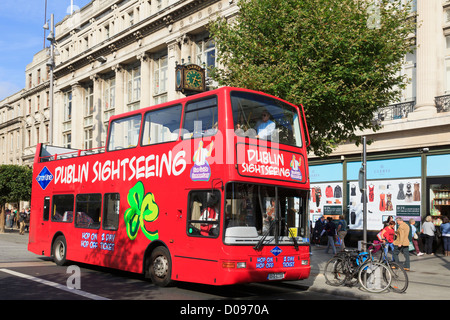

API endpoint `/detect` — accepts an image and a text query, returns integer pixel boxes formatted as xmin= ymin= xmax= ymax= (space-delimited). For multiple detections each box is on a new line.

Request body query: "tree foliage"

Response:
xmin=209 ymin=0 xmax=417 ymax=157
xmin=0 ymin=165 xmax=32 ymax=233
xmin=0 ymin=165 xmax=32 ymax=205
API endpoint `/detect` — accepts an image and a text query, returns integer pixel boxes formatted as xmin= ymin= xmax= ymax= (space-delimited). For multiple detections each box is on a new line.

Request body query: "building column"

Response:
xmin=113 ymin=64 xmax=125 ymax=115
xmin=71 ymin=82 xmax=83 ymax=149
xmin=409 ymin=0 xmax=439 ymax=119
xmin=91 ymin=74 xmax=102 ymax=148
xmin=139 ymin=53 xmax=151 ymax=108
xmin=167 ymin=39 xmax=181 ymax=101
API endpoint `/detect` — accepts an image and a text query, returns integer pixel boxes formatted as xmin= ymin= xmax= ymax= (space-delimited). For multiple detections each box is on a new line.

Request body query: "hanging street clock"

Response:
xmin=175 ymin=63 xmax=206 ymax=95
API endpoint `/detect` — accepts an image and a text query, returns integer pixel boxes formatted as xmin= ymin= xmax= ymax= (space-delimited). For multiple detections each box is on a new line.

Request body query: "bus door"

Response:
xmin=39 ymin=196 xmax=51 ymax=251
xmin=182 ymin=189 xmax=222 ymax=281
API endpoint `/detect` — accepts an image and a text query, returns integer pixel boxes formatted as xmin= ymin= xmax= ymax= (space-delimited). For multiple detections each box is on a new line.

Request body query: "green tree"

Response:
xmin=209 ymin=0 xmax=417 ymax=157
xmin=0 ymin=165 xmax=33 ymax=233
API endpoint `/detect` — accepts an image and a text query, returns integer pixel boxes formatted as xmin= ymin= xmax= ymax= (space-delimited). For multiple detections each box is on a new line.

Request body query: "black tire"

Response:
xmin=324 ymin=256 xmax=346 ymax=286
xmin=388 ymin=262 xmax=409 ymax=293
xmin=358 ymin=261 xmax=391 ymax=293
xmin=52 ymin=235 xmax=67 ymax=266
xmin=147 ymin=246 xmax=173 ymax=287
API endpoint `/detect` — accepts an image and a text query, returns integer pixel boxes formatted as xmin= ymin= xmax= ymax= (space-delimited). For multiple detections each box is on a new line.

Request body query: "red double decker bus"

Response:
xmin=28 ymin=87 xmax=311 ymax=286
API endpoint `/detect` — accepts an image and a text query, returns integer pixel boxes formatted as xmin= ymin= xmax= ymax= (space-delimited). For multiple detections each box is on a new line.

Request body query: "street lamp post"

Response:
xmin=44 ymin=13 xmax=55 ymax=146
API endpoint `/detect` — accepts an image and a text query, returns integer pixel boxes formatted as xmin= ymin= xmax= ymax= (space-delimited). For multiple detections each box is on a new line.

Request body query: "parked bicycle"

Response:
xmin=324 ymin=246 xmax=392 ymax=293
xmin=371 ymin=241 xmax=409 ymax=293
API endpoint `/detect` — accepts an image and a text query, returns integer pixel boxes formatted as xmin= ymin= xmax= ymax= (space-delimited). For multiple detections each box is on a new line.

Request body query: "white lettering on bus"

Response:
xmin=54 ymin=150 xmax=186 ymax=185
xmin=55 ymin=163 xmax=89 ymax=184
xmin=247 ymin=149 xmax=284 ymax=166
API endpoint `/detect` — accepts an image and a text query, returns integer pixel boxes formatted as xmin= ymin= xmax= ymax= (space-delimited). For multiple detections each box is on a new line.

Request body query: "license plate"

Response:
xmin=267 ymin=273 xmax=284 ymax=280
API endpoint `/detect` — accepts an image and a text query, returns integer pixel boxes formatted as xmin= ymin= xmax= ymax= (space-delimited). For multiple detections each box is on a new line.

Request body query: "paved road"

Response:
xmin=1 ymin=228 xmax=449 ymax=301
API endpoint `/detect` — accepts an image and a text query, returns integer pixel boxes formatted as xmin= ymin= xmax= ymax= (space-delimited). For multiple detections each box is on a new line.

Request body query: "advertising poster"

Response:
xmin=348 ymin=178 xmax=421 ymax=230
xmin=310 ymin=182 xmax=343 ymax=227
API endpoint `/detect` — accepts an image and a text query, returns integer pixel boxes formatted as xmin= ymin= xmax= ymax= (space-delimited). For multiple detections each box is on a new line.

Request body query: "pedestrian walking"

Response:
xmin=19 ymin=211 xmax=27 ymax=235
xmin=336 ymin=215 xmax=347 ymax=251
xmin=440 ymin=216 xmax=450 ymax=257
xmin=409 ymin=218 xmax=424 ymax=256
xmin=421 ymin=215 xmax=436 ymax=255
xmin=313 ymin=216 xmax=326 ymax=246
xmin=393 ymin=217 xmax=411 ymax=271
xmin=324 ymin=217 xmax=337 ymax=254
xmin=5 ymin=210 xmax=10 ymax=229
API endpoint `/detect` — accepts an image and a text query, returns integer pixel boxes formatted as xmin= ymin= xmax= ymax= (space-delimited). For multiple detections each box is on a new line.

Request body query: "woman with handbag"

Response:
xmin=421 ymin=215 xmax=436 ymax=255
xmin=409 ymin=218 xmax=424 ymax=256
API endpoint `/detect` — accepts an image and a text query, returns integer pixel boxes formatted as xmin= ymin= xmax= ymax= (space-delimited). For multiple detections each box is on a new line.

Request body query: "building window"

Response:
xmin=104 ymin=77 xmax=115 ymax=110
xmin=84 ymin=128 xmax=93 ymax=150
xmin=153 ymin=55 xmax=168 ymax=104
xmin=445 ymin=35 xmax=450 ymax=94
xmin=196 ymin=38 xmax=216 ymax=78
xmin=64 ymin=91 xmax=72 ymax=121
xmin=63 ymin=133 xmax=72 ymax=149
xmin=127 ymin=66 xmax=141 ymax=110
xmin=85 ymin=84 xmax=94 ymax=117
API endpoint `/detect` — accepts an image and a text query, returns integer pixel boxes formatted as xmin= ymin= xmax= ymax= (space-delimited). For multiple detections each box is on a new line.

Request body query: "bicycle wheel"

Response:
xmin=324 ymin=256 xmax=346 ymax=286
xmin=388 ymin=262 xmax=409 ymax=293
xmin=358 ymin=261 xmax=391 ymax=293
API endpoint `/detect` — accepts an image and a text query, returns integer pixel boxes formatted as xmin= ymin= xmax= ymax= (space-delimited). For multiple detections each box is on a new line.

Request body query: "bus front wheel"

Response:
xmin=147 ymin=246 xmax=173 ymax=287
xmin=53 ymin=235 xmax=67 ymax=266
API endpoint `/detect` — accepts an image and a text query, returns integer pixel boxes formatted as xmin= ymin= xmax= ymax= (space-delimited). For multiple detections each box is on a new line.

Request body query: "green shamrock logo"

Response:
xmin=124 ymin=181 xmax=159 ymax=241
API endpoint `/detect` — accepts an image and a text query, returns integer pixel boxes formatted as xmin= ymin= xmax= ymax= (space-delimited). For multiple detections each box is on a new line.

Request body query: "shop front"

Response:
xmin=426 ymin=154 xmax=450 ymax=253
xmin=309 ymin=149 xmax=450 ymax=253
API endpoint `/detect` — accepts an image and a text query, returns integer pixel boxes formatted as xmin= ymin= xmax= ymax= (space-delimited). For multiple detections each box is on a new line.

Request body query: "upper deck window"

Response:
xmin=142 ymin=104 xmax=182 ymax=146
xmin=182 ymin=96 xmax=218 ymax=139
xmin=231 ymin=91 xmax=302 ymax=147
xmin=107 ymin=114 xmax=141 ymax=151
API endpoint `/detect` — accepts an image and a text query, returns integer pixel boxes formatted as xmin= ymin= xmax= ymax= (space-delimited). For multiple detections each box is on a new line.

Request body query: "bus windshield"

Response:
xmin=231 ymin=91 xmax=302 ymax=147
xmin=224 ymin=183 xmax=308 ymax=247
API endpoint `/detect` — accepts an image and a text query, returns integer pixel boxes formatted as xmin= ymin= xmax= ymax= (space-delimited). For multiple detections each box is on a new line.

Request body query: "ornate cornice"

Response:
xmin=54 ymin=0 xmax=220 ymax=79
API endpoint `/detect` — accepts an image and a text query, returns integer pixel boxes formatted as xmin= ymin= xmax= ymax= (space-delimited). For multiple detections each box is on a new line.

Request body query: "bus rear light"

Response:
xmin=222 ymin=261 xmax=247 ymax=269
xmin=301 ymin=260 xmax=309 ymax=266
xmin=222 ymin=261 xmax=235 ymax=268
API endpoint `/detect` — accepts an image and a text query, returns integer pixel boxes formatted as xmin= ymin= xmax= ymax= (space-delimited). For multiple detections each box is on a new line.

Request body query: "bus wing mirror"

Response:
xmin=299 ymin=104 xmax=310 ymax=148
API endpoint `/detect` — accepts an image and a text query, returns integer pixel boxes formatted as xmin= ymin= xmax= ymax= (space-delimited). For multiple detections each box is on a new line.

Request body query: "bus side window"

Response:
xmin=142 ymin=104 xmax=182 ymax=146
xmin=187 ymin=190 xmax=220 ymax=237
xmin=103 ymin=193 xmax=120 ymax=231
xmin=43 ymin=197 xmax=50 ymax=221
xmin=52 ymin=194 xmax=74 ymax=223
xmin=182 ymin=96 xmax=218 ymax=139
xmin=75 ymin=194 xmax=102 ymax=229
xmin=107 ymin=114 xmax=141 ymax=151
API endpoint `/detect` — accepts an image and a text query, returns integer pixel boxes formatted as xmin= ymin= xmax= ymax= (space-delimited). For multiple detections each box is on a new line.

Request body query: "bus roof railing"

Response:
xmin=39 ymin=145 xmax=105 ymax=162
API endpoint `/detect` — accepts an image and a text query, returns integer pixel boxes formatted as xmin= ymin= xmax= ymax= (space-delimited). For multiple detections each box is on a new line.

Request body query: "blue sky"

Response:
xmin=0 ymin=0 xmax=92 ymax=101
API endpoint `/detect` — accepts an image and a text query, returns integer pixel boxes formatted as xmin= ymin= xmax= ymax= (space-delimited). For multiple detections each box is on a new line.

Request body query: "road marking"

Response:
xmin=0 ymin=268 xmax=110 ymax=300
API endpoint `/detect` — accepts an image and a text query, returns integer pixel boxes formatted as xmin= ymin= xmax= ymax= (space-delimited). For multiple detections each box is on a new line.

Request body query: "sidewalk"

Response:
xmin=1 ymin=229 xmax=449 ymax=299
xmin=304 ymin=245 xmax=450 ymax=299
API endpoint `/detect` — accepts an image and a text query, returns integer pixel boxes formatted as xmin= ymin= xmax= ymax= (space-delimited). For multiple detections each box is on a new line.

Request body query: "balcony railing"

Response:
xmin=435 ymin=94 xmax=450 ymax=113
xmin=375 ymin=100 xmax=415 ymax=122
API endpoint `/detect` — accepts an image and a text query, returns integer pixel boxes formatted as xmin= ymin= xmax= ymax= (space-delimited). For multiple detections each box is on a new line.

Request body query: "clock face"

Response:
xmin=176 ymin=69 xmax=182 ymax=88
xmin=185 ymin=70 xmax=203 ymax=89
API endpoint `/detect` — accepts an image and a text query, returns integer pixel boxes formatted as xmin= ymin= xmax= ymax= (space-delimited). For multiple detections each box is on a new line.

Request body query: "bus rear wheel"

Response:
xmin=147 ymin=246 xmax=173 ymax=287
xmin=53 ymin=235 xmax=67 ymax=266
